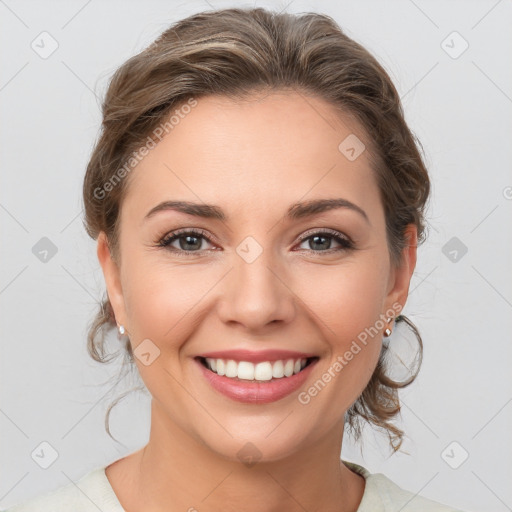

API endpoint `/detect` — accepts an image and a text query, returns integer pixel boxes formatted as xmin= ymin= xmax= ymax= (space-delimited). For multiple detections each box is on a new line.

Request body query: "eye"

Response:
xmin=158 ymin=228 xmax=216 ymax=254
xmin=295 ymin=229 xmax=354 ymax=253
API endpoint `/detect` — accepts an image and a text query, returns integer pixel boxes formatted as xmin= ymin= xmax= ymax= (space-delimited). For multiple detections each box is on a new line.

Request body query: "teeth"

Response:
xmin=254 ymin=362 xmax=273 ymax=381
xmin=225 ymin=359 xmax=238 ymax=378
xmin=204 ymin=357 xmax=309 ymax=381
xmin=284 ymin=359 xmax=294 ymax=377
xmin=237 ymin=361 xmax=254 ymax=380
xmin=272 ymin=360 xmax=284 ymax=378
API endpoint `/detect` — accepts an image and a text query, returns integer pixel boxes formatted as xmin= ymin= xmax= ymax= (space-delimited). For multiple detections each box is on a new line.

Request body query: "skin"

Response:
xmin=97 ymin=90 xmax=417 ymax=512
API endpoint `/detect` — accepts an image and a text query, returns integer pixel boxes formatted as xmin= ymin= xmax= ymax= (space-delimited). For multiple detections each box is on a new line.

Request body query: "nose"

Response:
xmin=217 ymin=247 xmax=296 ymax=331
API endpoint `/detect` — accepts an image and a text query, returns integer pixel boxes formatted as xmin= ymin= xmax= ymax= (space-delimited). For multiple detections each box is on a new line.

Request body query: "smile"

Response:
xmin=198 ymin=356 xmax=318 ymax=381
xmin=194 ymin=352 xmax=320 ymax=404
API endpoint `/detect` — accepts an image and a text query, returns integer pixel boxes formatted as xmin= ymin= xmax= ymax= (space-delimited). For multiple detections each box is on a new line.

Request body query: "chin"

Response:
xmin=200 ymin=429 xmax=307 ymax=465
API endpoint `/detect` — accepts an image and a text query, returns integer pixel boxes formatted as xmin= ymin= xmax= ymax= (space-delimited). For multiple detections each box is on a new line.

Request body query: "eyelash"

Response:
xmin=157 ymin=228 xmax=354 ymax=256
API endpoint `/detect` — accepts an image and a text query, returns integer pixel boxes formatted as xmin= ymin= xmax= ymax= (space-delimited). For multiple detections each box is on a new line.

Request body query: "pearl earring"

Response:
xmin=118 ymin=324 xmax=126 ymax=336
xmin=383 ymin=317 xmax=393 ymax=337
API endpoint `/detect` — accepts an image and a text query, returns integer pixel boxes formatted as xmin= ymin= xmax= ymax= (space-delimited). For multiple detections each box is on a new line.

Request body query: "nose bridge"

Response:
xmin=219 ymin=234 xmax=295 ymax=329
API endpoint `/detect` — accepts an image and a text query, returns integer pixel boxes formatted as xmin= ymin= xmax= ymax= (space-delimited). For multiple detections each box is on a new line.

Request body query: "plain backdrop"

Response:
xmin=1 ymin=1 xmax=511 ymax=511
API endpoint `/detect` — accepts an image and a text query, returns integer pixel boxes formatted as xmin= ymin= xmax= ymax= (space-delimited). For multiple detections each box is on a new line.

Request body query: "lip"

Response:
xmin=195 ymin=356 xmax=319 ymax=404
xmin=196 ymin=349 xmax=318 ymax=364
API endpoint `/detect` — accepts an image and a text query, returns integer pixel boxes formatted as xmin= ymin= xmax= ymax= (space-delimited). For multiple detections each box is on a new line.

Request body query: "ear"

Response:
xmin=97 ymin=232 xmax=127 ymax=328
xmin=383 ymin=224 xmax=418 ymax=316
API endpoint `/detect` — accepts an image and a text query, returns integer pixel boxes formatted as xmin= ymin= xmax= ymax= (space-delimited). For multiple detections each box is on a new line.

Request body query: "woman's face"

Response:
xmin=99 ymin=91 xmax=416 ymax=462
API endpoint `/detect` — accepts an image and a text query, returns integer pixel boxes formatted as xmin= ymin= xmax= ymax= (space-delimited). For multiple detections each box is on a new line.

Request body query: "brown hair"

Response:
xmin=83 ymin=7 xmax=429 ymax=452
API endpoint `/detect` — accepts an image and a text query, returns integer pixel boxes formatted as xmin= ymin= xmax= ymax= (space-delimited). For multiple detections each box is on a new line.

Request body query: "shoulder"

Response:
xmin=342 ymin=460 xmax=465 ymax=512
xmin=1 ymin=467 xmax=125 ymax=512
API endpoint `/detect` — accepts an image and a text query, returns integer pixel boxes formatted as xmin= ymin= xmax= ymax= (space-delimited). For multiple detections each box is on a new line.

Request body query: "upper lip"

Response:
xmin=196 ymin=349 xmax=318 ymax=364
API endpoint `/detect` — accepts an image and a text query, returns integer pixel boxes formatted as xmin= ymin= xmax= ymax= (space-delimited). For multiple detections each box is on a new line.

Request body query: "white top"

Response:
xmin=3 ymin=460 xmax=463 ymax=511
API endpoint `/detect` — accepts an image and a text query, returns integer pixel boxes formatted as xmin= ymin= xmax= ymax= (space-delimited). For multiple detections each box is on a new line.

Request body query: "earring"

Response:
xmin=383 ymin=317 xmax=393 ymax=337
xmin=118 ymin=324 xmax=126 ymax=336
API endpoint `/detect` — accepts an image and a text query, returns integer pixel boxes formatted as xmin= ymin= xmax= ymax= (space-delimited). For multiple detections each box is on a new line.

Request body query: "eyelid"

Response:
xmin=158 ymin=227 xmax=219 ymax=248
xmin=296 ymin=227 xmax=353 ymax=244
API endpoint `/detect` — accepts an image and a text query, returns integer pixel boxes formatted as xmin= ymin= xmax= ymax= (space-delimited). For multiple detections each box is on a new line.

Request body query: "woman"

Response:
xmin=5 ymin=7 xmax=464 ymax=512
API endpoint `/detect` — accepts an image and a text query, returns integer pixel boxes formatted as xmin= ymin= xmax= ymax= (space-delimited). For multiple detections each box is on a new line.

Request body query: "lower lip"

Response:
xmin=195 ymin=358 xmax=318 ymax=404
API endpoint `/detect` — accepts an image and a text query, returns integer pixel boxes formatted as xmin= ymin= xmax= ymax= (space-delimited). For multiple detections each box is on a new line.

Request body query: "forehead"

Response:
xmin=123 ymin=91 xmax=381 ymax=222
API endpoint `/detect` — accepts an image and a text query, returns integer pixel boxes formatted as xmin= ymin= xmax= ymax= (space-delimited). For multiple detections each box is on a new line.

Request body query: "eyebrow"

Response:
xmin=144 ymin=198 xmax=370 ymax=224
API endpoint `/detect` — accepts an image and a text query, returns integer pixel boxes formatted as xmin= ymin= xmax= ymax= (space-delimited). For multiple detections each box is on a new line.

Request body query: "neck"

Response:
xmin=106 ymin=401 xmax=365 ymax=512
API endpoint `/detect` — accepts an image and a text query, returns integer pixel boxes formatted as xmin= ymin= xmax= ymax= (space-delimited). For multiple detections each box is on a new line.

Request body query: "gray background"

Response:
xmin=1 ymin=0 xmax=511 ymax=511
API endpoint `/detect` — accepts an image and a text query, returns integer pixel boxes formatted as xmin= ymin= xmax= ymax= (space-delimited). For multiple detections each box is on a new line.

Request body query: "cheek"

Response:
xmin=120 ymin=253 xmax=220 ymax=343
xmin=295 ymin=258 xmax=389 ymax=341
xmin=293 ymin=260 xmax=387 ymax=397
